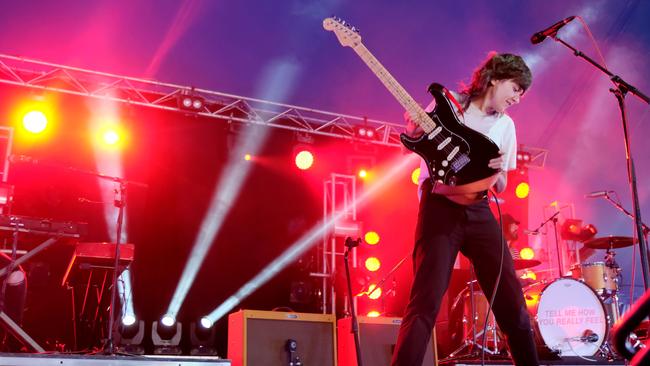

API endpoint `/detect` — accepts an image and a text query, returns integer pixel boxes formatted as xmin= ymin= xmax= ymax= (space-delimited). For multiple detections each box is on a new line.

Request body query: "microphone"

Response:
xmin=523 ymin=229 xmax=539 ymax=235
xmin=531 ymin=16 xmax=576 ymax=44
xmin=8 ymin=154 xmax=38 ymax=164
xmin=566 ymin=329 xmax=599 ymax=343
xmin=580 ymin=329 xmax=599 ymax=343
xmin=585 ymin=190 xmax=613 ymax=198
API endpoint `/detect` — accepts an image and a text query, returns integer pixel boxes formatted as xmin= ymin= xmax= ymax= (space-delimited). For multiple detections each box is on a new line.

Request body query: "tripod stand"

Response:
xmin=447 ymin=268 xmax=502 ymax=360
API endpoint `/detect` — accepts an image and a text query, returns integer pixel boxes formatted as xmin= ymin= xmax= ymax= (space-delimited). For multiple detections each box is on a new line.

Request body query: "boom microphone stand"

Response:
xmin=548 ymin=33 xmax=650 ymax=289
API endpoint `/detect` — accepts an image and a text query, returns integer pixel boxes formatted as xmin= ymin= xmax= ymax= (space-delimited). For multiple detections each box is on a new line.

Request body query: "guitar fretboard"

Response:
xmin=352 ymin=43 xmax=436 ymax=133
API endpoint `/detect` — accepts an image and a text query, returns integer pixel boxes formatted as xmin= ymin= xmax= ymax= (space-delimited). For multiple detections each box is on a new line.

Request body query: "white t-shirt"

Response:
xmin=417 ymin=91 xmax=517 ymax=190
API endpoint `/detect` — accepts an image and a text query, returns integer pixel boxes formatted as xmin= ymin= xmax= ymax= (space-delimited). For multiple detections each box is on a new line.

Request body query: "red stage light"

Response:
xmin=515 ymin=182 xmax=530 ymax=199
xmin=364 ymin=231 xmax=380 ymax=245
xmin=295 ymin=150 xmax=314 ymax=170
xmin=22 ymin=110 xmax=48 ymax=133
xmin=364 ymin=257 xmax=381 ymax=272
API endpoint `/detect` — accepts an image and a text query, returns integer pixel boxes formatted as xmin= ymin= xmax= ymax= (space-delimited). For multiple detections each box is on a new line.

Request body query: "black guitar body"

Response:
xmin=400 ymin=83 xmax=500 ymax=187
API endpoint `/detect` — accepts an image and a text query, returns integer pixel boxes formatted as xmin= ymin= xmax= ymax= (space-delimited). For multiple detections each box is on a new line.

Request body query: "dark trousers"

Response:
xmin=391 ymin=184 xmax=539 ymax=366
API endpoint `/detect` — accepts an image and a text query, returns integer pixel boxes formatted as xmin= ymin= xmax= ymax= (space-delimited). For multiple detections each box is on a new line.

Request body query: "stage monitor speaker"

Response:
xmin=228 ymin=310 xmax=337 ymax=366
xmin=337 ymin=316 xmax=437 ymax=366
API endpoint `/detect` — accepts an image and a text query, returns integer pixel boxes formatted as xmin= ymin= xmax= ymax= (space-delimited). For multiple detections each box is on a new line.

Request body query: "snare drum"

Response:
xmin=570 ymin=262 xmax=619 ymax=295
xmin=524 ymin=278 xmax=607 ymax=357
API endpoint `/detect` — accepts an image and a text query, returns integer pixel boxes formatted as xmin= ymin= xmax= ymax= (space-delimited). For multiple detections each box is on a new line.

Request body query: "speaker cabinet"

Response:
xmin=337 ymin=316 xmax=437 ymax=366
xmin=228 ymin=310 xmax=337 ymax=366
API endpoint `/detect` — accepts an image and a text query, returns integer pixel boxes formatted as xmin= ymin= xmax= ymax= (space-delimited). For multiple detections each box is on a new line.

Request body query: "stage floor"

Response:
xmin=444 ymin=356 xmax=626 ymax=365
xmin=0 ymin=353 xmax=230 ymax=366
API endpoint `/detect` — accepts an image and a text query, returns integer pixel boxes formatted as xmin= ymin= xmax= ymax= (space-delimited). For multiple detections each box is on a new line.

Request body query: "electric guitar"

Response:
xmin=323 ymin=17 xmax=501 ymax=204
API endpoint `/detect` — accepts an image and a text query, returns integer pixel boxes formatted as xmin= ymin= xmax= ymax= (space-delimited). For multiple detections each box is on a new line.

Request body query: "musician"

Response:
xmin=391 ymin=52 xmax=539 ymax=365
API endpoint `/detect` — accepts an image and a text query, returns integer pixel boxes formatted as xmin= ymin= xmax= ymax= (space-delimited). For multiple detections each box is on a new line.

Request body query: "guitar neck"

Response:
xmin=352 ymin=43 xmax=435 ymax=132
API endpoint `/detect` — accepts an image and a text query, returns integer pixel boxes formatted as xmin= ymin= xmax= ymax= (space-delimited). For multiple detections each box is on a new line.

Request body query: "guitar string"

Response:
xmin=356 ymin=45 xmax=462 ymax=159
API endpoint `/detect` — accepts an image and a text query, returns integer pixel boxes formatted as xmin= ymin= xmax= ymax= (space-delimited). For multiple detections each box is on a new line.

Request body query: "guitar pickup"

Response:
xmin=451 ymin=154 xmax=470 ymax=172
xmin=427 ymin=126 xmax=442 ymax=140
xmin=437 ymin=137 xmax=451 ymax=150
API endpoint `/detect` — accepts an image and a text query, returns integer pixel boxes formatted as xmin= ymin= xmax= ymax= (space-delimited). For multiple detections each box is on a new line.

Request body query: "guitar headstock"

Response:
xmin=323 ymin=17 xmax=361 ymax=48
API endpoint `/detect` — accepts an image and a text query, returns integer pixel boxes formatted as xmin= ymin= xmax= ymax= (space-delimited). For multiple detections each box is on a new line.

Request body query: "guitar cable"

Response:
xmin=480 ymin=189 xmax=506 ymax=366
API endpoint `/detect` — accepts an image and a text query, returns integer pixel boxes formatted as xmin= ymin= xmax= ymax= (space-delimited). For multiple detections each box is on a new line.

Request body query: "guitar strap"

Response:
xmin=442 ymin=88 xmax=464 ymax=118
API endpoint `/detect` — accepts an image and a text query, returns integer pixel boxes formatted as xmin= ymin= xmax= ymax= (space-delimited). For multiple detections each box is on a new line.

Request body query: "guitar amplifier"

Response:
xmin=228 ymin=310 xmax=337 ymax=366
xmin=337 ymin=316 xmax=437 ymax=366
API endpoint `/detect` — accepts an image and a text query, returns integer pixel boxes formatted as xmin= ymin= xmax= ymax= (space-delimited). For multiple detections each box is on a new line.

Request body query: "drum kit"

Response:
xmin=448 ymin=235 xmax=636 ymax=361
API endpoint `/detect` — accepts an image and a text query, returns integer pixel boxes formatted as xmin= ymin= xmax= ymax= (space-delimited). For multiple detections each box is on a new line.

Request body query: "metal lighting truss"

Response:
xmin=0 ymin=54 xmax=404 ymax=147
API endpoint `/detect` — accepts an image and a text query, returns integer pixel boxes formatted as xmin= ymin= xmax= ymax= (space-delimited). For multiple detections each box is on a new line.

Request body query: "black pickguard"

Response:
xmin=400 ymin=83 xmax=500 ymax=186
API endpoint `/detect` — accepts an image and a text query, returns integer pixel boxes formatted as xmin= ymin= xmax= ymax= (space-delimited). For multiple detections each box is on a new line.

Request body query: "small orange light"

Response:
xmin=358 ymin=169 xmax=368 ymax=179
xmin=244 ymin=154 xmax=252 ymax=161
xmin=367 ymin=310 xmax=380 ymax=317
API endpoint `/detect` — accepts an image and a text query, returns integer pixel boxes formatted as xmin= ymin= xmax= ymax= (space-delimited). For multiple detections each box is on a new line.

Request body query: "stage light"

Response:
xmin=22 ymin=110 xmax=47 ymax=134
xmin=367 ymin=284 xmax=382 ymax=300
xmin=114 ymin=319 xmax=145 ymax=355
xmin=200 ymin=316 xmax=212 ymax=329
xmin=560 ymin=219 xmax=597 ymax=242
xmin=190 ymin=320 xmax=217 ymax=356
xmin=519 ymin=247 xmax=535 ymax=260
xmin=367 ymin=310 xmax=380 ymax=317
xmin=358 ymin=169 xmax=368 ymax=179
xmin=521 ymin=270 xmax=537 ymax=281
xmin=411 ymin=167 xmax=420 ymax=185
xmin=515 ymin=182 xmax=530 ymax=199
xmin=177 ymin=91 xmax=205 ymax=111
xmin=524 ymin=292 xmax=540 ymax=307
xmin=161 ymin=314 xmax=175 ymax=327
xmin=354 ymin=125 xmax=377 ymax=140
xmin=244 ymin=153 xmax=252 ymax=161
xmin=295 ymin=150 xmax=314 ymax=170
xmin=364 ymin=231 xmax=380 ymax=245
xmin=152 ymin=320 xmax=182 ymax=355
xmin=121 ymin=314 xmax=136 ymax=327
xmin=103 ymin=129 xmax=120 ymax=145
xmin=364 ymin=257 xmax=381 ymax=272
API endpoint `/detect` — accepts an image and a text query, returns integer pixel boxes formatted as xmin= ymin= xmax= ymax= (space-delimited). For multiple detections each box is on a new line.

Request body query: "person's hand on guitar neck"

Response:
xmin=404 ymin=111 xmax=424 ymax=138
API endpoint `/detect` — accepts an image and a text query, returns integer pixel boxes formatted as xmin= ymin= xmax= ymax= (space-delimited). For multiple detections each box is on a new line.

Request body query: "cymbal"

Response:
xmin=513 ymin=259 xmax=541 ymax=270
xmin=584 ymin=236 xmax=635 ymax=249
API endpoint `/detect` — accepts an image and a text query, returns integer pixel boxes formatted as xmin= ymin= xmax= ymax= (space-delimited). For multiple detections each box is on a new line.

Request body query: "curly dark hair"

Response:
xmin=460 ymin=52 xmax=532 ymax=108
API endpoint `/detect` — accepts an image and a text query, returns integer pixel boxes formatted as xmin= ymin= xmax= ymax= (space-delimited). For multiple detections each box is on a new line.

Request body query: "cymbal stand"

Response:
xmin=528 ymin=211 xmax=563 ymax=276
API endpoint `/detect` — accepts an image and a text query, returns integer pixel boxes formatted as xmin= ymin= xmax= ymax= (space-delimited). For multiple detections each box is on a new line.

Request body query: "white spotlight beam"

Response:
xmin=164 ymin=59 xmax=301 ymax=318
xmin=204 ymin=154 xmax=419 ymax=324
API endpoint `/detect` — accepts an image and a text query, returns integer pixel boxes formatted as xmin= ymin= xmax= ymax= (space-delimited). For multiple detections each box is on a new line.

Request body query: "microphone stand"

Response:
xmin=26 ymin=159 xmax=147 ymax=353
xmin=550 ymin=35 xmax=650 ymax=289
xmin=343 ymin=237 xmax=363 ymax=366
xmin=601 ymin=192 xmax=650 ymax=239
xmin=529 ymin=211 xmax=563 ymax=276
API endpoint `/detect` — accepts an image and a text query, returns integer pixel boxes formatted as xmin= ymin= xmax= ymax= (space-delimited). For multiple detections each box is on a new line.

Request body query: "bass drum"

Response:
xmin=524 ymin=278 xmax=607 ymax=357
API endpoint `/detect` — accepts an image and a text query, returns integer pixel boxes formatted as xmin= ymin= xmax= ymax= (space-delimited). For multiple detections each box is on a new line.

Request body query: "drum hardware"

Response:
xmin=584 ymin=236 xmax=635 ymax=250
xmin=524 ymin=277 xmax=608 ymax=357
xmin=447 ymin=272 xmax=503 ymax=360
xmin=512 ymin=258 xmax=541 ymax=271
